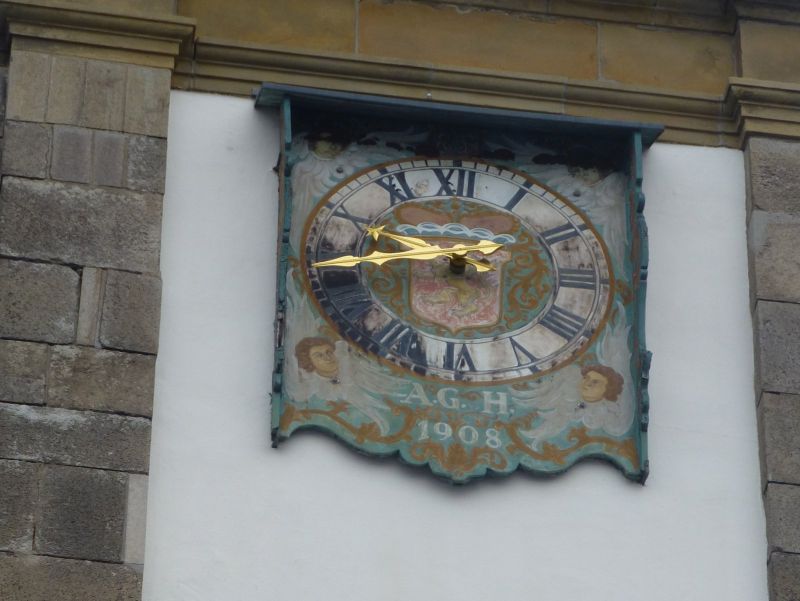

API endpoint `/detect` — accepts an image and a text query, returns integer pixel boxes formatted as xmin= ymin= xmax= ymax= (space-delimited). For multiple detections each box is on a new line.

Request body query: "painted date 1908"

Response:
xmin=417 ymin=420 xmax=502 ymax=448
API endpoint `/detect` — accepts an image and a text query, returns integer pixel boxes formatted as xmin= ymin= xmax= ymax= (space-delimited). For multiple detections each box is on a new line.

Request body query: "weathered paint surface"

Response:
xmin=272 ymin=106 xmax=649 ymax=483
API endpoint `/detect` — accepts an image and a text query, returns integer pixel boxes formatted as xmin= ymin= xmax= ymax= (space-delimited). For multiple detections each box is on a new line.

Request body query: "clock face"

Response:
xmin=301 ymin=158 xmax=613 ymax=383
xmin=276 ymin=119 xmax=648 ymax=484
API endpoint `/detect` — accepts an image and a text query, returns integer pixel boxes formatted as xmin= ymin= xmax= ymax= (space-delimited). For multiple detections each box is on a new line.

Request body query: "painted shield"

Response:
xmin=408 ymin=237 xmax=512 ymax=333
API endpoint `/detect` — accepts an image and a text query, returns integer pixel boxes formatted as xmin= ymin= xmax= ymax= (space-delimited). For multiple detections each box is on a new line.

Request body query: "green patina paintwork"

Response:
xmin=264 ymin=88 xmax=656 ymax=484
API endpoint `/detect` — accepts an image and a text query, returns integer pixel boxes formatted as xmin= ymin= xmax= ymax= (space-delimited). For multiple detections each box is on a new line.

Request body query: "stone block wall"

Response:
xmin=0 ymin=36 xmax=171 ymax=599
xmin=748 ymin=136 xmax=800 ymax=599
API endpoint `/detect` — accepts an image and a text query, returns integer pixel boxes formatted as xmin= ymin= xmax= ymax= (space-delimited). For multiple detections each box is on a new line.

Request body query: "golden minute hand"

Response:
xmin=312 ymin=240 xmax=504 ymax=269
xmin=365 ymin=226 xmax=496 ymax=272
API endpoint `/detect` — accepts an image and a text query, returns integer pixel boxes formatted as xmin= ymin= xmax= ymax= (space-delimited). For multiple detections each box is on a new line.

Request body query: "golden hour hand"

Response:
xmin=312 ymin=233 xmax=503 ymax=273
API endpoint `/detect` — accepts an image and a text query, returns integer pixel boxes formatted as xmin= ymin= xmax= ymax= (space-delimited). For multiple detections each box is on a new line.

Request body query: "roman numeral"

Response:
xmin=327 ymin=282 xmax=373 ymax=320
xmin=380 ymin=322 xmax=424 ymax=357
xmin=313 ymin=248 xmax=338 ymax=263
xmin=510 ymin=337 xmax=538 ymax=368
xmin=328 ymin=202 xmax=370 ymax=226
xmin=457 ymin=169 xmax=476 ymax=197
xmin=432 ymin=167 xmax=476 ymax=197
xmin=503 ymin=181 xmax=533 ymax=210
xmin=558 ymin=268 xmax=597 ymax=290
xmin=540 ymin=306 xmax=586 ymax=340
xmin=433 ymin=168 xmax=457 ymax=195
xmin=540 ymin=222 xmax=588 ymax=244
xmin=443 ymin=342 xmax=476 ymax=373
xmin=374 ymin=319 xmax=407 ymax=345
xmin=375 ymin=170 xmax=414 ymax=205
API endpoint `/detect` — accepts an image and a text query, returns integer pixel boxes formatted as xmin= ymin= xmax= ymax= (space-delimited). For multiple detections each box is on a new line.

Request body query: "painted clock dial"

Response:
xmin=302 ymin=159 xmax=613 ymax=383
xmin=273 ymin=110 xmax=650 ymax=484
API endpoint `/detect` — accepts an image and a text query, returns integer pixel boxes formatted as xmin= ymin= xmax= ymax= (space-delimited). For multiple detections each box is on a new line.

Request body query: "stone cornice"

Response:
xmin=175 ymin=38 xmax=735 ymax=146
xmin=726 ymin=77 xmax=800 ymax=144
xmin=3 ymin=1 xmax=799 ymax=147
xmin=177 ymin=38 xmax=800 ymax=148
xmin=0 ymin=0 xmax=195 ymax=68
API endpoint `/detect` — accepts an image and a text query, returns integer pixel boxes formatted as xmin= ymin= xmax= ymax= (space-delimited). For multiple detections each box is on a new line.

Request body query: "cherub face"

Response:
xmin=580 ymin=370 xmax=608 ymax=403
xmin=309 ymin=344 xmax=338 ymax=378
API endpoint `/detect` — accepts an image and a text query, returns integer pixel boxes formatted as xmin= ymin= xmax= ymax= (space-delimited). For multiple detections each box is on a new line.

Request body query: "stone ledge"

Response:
xmin=170 ymin=37 xmax=800 ymax=148
xmin=178 ymin=38 xmax=736 ymax=146
xmin=728 ymin=79 xmax=800 ymax=145
xmin=0 ymin=552 xmax=142 ymax=600
xmin=2 ymin=0 xmax=799 ymax=147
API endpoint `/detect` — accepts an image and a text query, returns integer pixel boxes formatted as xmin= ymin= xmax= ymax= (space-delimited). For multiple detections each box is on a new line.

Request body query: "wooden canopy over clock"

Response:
xmin=257 ymin=84 xmax=660 ymax=484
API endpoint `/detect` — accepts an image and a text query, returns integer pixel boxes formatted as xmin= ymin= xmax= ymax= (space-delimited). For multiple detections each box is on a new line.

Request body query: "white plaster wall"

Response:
xmin=144 ymin=91 xmax=767 ymax=601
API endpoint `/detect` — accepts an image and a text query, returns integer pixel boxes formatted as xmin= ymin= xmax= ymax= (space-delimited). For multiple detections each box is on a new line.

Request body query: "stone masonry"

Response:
xmin=749 ymin=136 xmax=800 ymax=600
xmin=0 ymin=4 xmax=183 ymax=597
